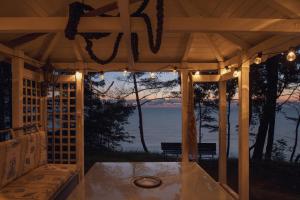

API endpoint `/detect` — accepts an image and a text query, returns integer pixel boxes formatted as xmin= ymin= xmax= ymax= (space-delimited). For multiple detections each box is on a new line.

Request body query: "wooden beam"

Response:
xmin=192 ymin=74 xmax=220 ymax=82
xmin=219 ymin=70 xmax=235 ymax=81
xmin=41 ymin=32 xmax=61 ymax=61
xmin=4 ymin=33 xmax=47 ymax=48
xmin=218 ymin=78 xmax=227 ymax=184
xmin=2 ymin=17 xmax=300 ymax=34
xmin=238 ymin=52 xmax=250 ymax=200
xmin=181 ymin=69 xmax=189 ymax=163
xmin=12 ymin=49 xmax=24 ymax=128
xmin=53 ymin=62 xmax=220 ymax=72
xmin=0 ymin=43 xmax=42 ymax=67
xmin=117 ymin=0 xmax=135 ymax=69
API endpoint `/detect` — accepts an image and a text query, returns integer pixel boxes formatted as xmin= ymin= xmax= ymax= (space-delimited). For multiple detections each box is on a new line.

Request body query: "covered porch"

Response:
xmin=1 ymin=0 xmax=300 ymax=199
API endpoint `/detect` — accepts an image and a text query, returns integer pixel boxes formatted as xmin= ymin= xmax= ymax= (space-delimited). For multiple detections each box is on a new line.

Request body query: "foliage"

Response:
xmin=271 ymin=139 xmax=288 ymax=161
xmin=84 ymin=73 xmax=135 ymax=150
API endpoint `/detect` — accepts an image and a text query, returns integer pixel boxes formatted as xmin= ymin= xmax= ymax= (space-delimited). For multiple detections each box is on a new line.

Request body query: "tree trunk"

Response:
xmin=265 ymin=56 xmax=279 ymax=160
xmin=133 ymin=73 xmax=149 ymax=153
xmin=198 ymin=101 xmax=202 ymax=143
xmin=290 ymin=114 xmax=300 ymax=162
xmin=252 ymin=103 xmax=269 ymax=160
xmin=226 ymin=95 xmax=231 ymax=157
xmin=252 ymin=56 xmax=279 ymax=161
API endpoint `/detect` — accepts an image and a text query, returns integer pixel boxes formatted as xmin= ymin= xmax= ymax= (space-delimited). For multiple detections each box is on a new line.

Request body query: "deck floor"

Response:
xmin=68 ymin=162 xmax=234 ymax=200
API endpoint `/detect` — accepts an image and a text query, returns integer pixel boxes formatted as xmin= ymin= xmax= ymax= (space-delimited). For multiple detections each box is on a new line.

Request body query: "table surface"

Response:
xmin=68 ymin=162 xmax=234 ymax=200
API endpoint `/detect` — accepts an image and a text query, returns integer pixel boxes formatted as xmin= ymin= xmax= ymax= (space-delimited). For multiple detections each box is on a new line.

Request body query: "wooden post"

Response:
xmin=12 ymin=49 xmax=24 ymax=128
xmin=181 ymin=69 xmax=189 ymax=163
xmin=238 ymin=53 xmax=250 ymax=200
xmin=218 ymin=72 xmax=227 ymax=184
xmin=76 ymin=70 xmax=84 ymax=179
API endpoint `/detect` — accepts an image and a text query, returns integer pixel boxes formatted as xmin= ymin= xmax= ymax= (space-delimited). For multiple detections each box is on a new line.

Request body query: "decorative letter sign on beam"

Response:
xmin=1 ymin=17 xmax=300 ymax=34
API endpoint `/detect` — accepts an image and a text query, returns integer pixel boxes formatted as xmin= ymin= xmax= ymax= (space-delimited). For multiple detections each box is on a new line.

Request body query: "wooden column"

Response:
xmin=181 ymin=69 xmax=189 ymax=163
xmin=76 ymin=70 xmax=84 ymax=179
xmin=12 ymin=49 xmax=24 ymax=128
xmin=218 ymin=77 xmax=227 ymax=184
xmin=238 ymin=53 xmax=250 ymax=200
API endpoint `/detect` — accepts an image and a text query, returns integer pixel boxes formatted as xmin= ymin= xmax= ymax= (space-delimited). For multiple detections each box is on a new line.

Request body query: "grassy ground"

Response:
xmin=85 ymin=149 xmax=300 ymax=200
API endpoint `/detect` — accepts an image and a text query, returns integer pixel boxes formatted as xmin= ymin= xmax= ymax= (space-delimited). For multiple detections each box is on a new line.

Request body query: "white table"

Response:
xmin=68 ymin=162 xmax=234 ymax=200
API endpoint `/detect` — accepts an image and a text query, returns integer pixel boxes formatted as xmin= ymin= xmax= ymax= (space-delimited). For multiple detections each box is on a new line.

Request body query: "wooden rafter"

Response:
xmin=266 ymin=0 xmax=300 ymax=18
xmin=4 ymin=33 xmax=47 ymax=48
xmin=117 ymin=0 xmax=134 ymax=69
xmin=225 ymin=35 xmax=300 ymax=66
xmin=202 ymin=34 xmax=224 ymax=62
xmin=41 ymin=32 xmax=61 ymax=61
xmin=181 ymin=33 xmax=194 ymax=62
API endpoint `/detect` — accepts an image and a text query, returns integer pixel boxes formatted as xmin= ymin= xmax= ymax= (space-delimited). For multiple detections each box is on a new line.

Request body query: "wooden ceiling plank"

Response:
xmin=41 ymin=32 xmax=61 ymax=62
xmin=72 ymin=38 xmax=83 ymax=62
xmin=266 ymin=0 xmax=300 ymax=18
xmin=202 ymin=34 xmax=224 ymax=62
xmin=117 ymin=0 xmax=135 ymax=69
xmin=24 ymin=0 xmax=48 ymax=17
xmin=177 ymin=0 xmax=250 ymax=50
xmin=181 ymin=33 xmax=194 ymax=62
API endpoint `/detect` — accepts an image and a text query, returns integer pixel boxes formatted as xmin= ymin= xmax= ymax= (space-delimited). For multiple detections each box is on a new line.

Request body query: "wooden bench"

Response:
xmin=161 ymin=142 xmax=216 ymax=159
xmin=0 ymin=126 xmax=79 ymax=200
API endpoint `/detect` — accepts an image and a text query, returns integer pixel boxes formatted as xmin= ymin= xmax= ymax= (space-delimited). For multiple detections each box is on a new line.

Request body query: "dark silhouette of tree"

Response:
xmin=226 ymin=79 xmax=238 ymax=157
xmin=84 ymin=73 xmax=135 ymax=150
xmin=194 ymin=82 xmax=218 ymax=143
xmin=251 ymin=54 xmax=300 ymax=161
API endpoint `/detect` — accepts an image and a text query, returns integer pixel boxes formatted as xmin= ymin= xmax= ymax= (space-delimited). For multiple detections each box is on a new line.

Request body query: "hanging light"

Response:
xmin=287 ymin=48 xmax=296 ymax=62
xmin=195 ymin=71 xmax=200 ymax=76
xmin=123 ymin=68 xmax=128 ymax=76
xmin=254 ymin=52 xmax=263 ymax=65
xmin=233 ymin=69 xmax=240 ymax=78
xmin=172 ymin=67 xmax=177 ymax=75
xmin=150 ymin=72 xmax=156 ymax=79
xmin=99 ymin=71 xmax=104 ymax=80
xmin=75 ymin=71 xmax=82 ymax=79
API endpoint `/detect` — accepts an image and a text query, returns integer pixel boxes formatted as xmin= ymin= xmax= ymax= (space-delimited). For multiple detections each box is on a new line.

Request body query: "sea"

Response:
xmin=121 ymin=103 xmax=300 ymax=159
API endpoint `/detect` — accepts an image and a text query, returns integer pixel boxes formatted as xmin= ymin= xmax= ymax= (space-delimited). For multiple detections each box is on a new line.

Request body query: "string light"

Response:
xmin=195 ymin=71 xmax=200 ymax=76
xmin=75 ymin=71 xmax=82 ymax=79
xmin=254 ymin=52 xmax=263 ymax=64
xmin=233 ymin=69 xmax=240 ymax=78
xmin=149 ymin=72 xmax=156 ymax=79
xmin=123 ymin=68 xmax=128 ymax=76
xmin=99 ymin=71 xmax=104 ymax=80
xmin=286 ymin=48 xmax=296 ymax=62
xmin=172 ymin=67 xmax=177 ymax=75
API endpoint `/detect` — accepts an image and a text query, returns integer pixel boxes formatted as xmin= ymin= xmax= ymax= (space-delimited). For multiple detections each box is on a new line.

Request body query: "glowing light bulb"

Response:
xmin=99 ymin=71 xmax=104 ymax=80
xmin=254 ymin=52 xmax=263 ymax=65
xmin=149 ymin=72 xmax=156 ymax=79
xmin=287 ymin=48 xmax=296 ymax=62
xmin=123 ymin=68 xmax=128 ymax=76
xmin=233 ymin=69 xmax=240 ymax=78
xmin=195 ymin=71 xmax=200 ymax=76
xmin=75 ymin=71 xmax=82 ymax=79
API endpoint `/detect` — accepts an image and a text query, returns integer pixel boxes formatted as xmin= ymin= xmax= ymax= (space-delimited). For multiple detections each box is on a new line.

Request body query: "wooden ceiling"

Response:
xmin=0 ymin=0 xmax=300 ymax=71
